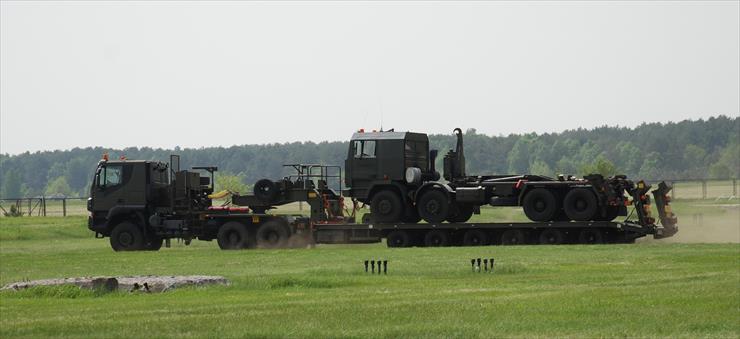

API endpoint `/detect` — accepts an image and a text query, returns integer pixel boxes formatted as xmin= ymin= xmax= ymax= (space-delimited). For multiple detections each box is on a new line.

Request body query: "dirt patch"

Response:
xmin=1 ymin=275 xmax=229 ymax=293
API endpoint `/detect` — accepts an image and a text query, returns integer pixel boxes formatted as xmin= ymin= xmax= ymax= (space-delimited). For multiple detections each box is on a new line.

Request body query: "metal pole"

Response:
xmin=27 ymin=198 xmax=31 ymax=216
xmin=701 ymin=180 xmax=707 ymax=199
xmin=42 ymin=197 xmax=46 ymax=216
xmin=733 ymin=179 xmax=737 ymax=197
xmin=63 ymin=198 xmax=67 ymax=217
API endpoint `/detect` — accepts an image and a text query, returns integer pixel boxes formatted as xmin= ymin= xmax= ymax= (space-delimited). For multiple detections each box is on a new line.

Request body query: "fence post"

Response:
xmin=27 ymin=198 xmax=31 ymax=216
xmin=734 ymin=179 xmax=737 ymax=197
xmin=63 ymin=198 xmax=67 ymax=217
xmin=42 ymin=197 xmax=47 ymax=217
xmin=701 ymin=180 xmax=707 ymax=199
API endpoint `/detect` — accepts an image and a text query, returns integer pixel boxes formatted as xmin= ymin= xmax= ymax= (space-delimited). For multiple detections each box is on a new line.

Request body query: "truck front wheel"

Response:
xmin=217 ymin=222 xmax=251 ymax=250
xmin=110 ymin=221 xmax=146 ymax=251
xmin=371 ymin=190 xmax=403 ymax=223
xmin=417 ymin=190 xmax=450 ymax=223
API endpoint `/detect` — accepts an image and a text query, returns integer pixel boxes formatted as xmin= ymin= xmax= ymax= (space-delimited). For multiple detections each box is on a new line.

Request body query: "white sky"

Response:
xmin=1 ymin=1 xmax=738 ymax=155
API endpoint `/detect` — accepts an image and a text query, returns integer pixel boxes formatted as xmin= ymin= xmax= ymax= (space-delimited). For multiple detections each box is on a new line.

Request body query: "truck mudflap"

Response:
xmin=629 ymin=180 xmax=678 ymax=239
xmin=651 ymin=181 xmax=678 ymax=239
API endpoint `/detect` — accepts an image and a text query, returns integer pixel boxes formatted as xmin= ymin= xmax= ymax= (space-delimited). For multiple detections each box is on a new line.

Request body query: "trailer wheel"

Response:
xmin=417 ymin=189 xmax=450 ymax=223
xmin=447 ymin=204 xmax=474 ymax=223
xmin=423 ymin=230 xmax=450 ymax=247
xmin=462 ymin=229 xmax=488 ymax=246
xmin=217 ymin=222 xmax=251 ymax=250
xmin=538 ymin=229 xmax=564 ymax=245
xmin=254 ymin=179 xmax=278 ymax=203
xmin=563 ymin=188 xmax=598 ymax=221
xmin=578 ymin=228 xmax=603 ymax=244
xmin=110 ymin=221 xmax=146 ymax=251
xmin=371 ymin=190 xmax=403 ymax=223
xmin=256 ymin=220 xmax=290 ymax=249
xmin=500 ymin=229 xmax=525 ymax=245
xmin=522 ymin=188 xmax=558 ymax=222
xmin=386 ymin=230 xmax=411 ymax=248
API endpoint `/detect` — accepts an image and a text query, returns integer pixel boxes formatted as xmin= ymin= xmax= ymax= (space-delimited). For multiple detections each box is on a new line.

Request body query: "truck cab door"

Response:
xmin=349 ymin=140 xmax=378 ymax=185
xmin=91 ymin=164 xmax=127 ymax=214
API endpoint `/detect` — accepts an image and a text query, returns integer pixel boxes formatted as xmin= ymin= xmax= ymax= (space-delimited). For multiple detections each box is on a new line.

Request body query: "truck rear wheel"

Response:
xmin=462 ymin=229 xmax=488 ymax=246
xmin=110 ymin=221 xmax=146 ymax=251
xmin=538 ymin=229 xmax=564 ymax=245
xmin=423 ymin=230 xmax=450 ymax=247
xmin=563 ymin=188 xmax=598 ymax=221
xmin=386 ymin=230 xmax=411 ymax=247
xmin=371 ymin=190 xmax=403 ymax=223
xmin=418 ymin=189 xmax=450 ymax=223
xmin=578 ymin=228 xmax=603 ymax=244
xmin=256 ymin=220 xmax=290 ymax=249
xmin=217 ymin=222 xmax=251 ymax=250
xmin=447 ymin=204 xmax=474 ymax=223
xmin=522 ymin=188 xmax=558 ymax=222
xmin=500 ymin=229 xmax=525 ymax=245
xmin=145 ymin=235 xmax=163 ymax=251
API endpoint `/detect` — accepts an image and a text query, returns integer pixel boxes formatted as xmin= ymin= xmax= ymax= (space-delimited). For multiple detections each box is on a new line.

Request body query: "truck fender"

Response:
xmin=414 ymin=182 xmax=454 ymax=202
xmin=368 ymin=182 xmax=411 ymax=205
xmin=105 ymin=205 xmax=147 ymax=233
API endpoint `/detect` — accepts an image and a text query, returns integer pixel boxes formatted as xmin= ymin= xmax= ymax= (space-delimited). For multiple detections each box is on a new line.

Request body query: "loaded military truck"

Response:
xmin=87 ymin=129 xmax=678 ymax=251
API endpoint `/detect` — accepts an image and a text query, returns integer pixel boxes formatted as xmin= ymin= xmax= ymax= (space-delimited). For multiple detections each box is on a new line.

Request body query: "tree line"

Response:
xmin=1 ymin=115 xmax=737 ymax=198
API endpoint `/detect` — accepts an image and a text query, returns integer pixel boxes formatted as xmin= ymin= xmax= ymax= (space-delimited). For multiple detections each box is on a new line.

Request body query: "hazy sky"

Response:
xmin=1 ymin=1 xmax=738 ymax=155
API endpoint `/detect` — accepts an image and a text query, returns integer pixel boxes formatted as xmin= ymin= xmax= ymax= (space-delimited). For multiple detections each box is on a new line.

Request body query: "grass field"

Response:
xmin=1 ymin=208 xmax=739 ymax=338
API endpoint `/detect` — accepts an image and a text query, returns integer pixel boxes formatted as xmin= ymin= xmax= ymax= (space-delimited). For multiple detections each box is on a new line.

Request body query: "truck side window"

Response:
xmin=98 ymin=165 xmax=123 ymax=187
xmin=354 ymin=140 xmax=376 ymax=158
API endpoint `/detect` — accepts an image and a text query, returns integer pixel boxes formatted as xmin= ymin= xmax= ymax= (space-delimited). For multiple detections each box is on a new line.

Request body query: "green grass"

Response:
xmin=1 ymin=215 xmax=739 ymax=338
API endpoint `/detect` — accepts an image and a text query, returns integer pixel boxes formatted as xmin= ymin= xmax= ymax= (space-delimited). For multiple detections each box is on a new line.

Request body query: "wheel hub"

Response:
xmin=119 ymin=232 xmax=133 ymax=247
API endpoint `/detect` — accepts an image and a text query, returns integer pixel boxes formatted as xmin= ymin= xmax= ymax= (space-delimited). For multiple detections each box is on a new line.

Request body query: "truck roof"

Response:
xmin=350 ymin=131 xmax=427 ymax=141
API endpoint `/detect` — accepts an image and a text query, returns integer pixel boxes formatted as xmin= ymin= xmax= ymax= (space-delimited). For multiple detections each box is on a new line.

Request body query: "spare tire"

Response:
xmin=563 ymin=188 xmax=598 ymax=221
xmin=254 ymin=179 xmax=278 ymax=203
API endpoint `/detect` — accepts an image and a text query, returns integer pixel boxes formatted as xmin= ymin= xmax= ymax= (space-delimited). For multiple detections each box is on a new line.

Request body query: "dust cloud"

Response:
xmin=652 ymin=205 xmax=739 ymax=244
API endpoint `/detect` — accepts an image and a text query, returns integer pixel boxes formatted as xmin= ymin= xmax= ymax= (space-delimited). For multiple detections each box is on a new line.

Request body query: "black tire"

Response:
xmin=361 ymin=213 xmax=373 ymax=224
xmin=500 ymin=229 xmax=525 ymax=245
xmin=145 ymin=235 xmax=163 ymax=251
xmin=417 ymin=189 xmax=450 ymax=223
xmin=371 ymin=190 xmax=403 ymax=223
xmin=256 ymin=220 xmax=290 ymax=249
xmin=563 ymin=188 xmax=598 ymax=221
xmin=423 ymin=230 xmax=450 ymax=247
xmin=578 ymin=228 xmax=604 ymax=244
xmin=401 ymin=206 xmax=422 ymax=223
xmin=539 ymin=229 xmax=564 ymax=245
xmin=386 ymin=230 xmax=411 ymax=248
xmin=462 ymin=229 xmax=488 ymax=246
xmin=110 ymin=221 xmax=146 ymax=251
xmin=254 ymin=179 xmax=278 ymax=203
xmin=447 ymin=204 xmax=474 ymax=223
xmin=217 ymin=221 xmax=251 ymax=250
xmin=522 ymin=188 xmax=559 ymax=222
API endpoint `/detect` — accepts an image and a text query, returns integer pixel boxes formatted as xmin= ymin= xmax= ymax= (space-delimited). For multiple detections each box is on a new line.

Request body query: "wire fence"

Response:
xmin=0 ymin=179 xmax=736 ymax=218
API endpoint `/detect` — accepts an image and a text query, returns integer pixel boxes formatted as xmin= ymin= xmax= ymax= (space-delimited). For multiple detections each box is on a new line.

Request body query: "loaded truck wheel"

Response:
xmin=423 ymin=230 xmax=450 ymax=247
xmin=500 ymin=229 xmax=525 ymax=245
xmin=254 ymin=179 xmax=278 ymax=203
xmin=462 ymin=229 xmax=488 ymax=246
xmin=386 ymin=230 xmax=411 ymax=248
xmin=522 ymin=188 xmax=559 ymax=222
xmin=371 ymin=190 xmax=403 ymax=223
xmin=417 ymin=189 xmax=450 ymax=223
xmin=256 ymin=220 xmax=290 ymax=249
xmin=110 ymin=221 xmax=146 ymax=251
xmin=447 ymin=204 xmax=474 ymax=223
xmin=578 ymin=228 xmax=603 ymax=244
xmin=217 ymin=222 xmax=251 ymax=250
xmin=563 ymin=188 xmax=598 ymax=221
xmin=538 ymin=229 xmax=564 ymax=245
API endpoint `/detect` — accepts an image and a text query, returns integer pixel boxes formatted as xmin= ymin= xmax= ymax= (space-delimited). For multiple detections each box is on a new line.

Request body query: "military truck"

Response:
xmin=344 ymin=128 xmax=654 ymax=227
